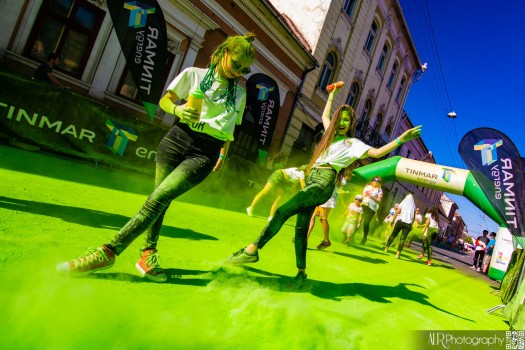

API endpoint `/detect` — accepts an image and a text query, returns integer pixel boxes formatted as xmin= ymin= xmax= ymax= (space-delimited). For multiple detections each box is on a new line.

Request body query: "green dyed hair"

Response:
xmin=199 ymin=32 xmax=256 ymax=111
xmin=210 ymin=32 xmax=256 ymax=65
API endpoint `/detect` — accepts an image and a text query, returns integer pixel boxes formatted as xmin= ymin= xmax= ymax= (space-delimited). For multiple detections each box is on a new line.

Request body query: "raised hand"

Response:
xmin=399 ymin=125 xmax=422 ymax=143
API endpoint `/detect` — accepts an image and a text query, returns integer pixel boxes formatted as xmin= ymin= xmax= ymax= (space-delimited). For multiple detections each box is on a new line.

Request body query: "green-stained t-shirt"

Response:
xmin=167 ymin=67 xmax=246 ymax=141
xmin=313 ymin=137 xmax=371 ymax=172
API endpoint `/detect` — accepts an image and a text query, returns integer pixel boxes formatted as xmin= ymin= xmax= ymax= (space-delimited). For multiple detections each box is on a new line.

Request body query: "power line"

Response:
xmin=401 ymin=0 xmax=463 ymax=168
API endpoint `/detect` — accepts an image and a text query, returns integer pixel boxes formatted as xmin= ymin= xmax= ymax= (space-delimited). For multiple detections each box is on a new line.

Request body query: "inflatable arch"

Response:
xmin=350 ymin=156 xmax=504 ymax=226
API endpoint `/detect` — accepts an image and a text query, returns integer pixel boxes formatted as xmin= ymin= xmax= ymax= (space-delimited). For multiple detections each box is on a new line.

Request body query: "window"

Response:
xmin=393 ymin=145 xmax=401 ymax=156
xmin=25 ymin=0 xmax=105 ymax=77
xmin=358 ymin=99 xmax=372 ymax=132
xmin=373 ymin=113 xmax=383 ymax=131
xmin=117 ymin=52 xmax=176 ymax=103
xmin=290 ymin=124 xmax=316 ymax=165
xmin=385 ymin=123 xmax=392 ymax=137
xmin=343 ymin=0 xmax=358 ymax=19
xmin=386 ymin=61 xmax=398 ymax=89
xmin=364 ymin=20 xmax=378 ymax=54
xmin=230 ymin=108 xmax=259 ymax=160
xmin=376 ymin=43 xmax=389 ymax=73
xmin=317 ymin=52 xmax=336 ymax=91
xmin=345 ymin=82 xmax=360 ymax=108
xmin=395 ymin=76 xmax=406 ymax=103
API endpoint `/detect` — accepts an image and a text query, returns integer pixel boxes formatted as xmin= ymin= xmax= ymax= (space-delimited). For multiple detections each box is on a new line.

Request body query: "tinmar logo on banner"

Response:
xmin=124 ymin=2 xmax=155 ymax=28
xmin=106 ymin=119 xmax=138 ymax=156
xmin=441 ymin=168 xmax=455 ymax=182
xmin=474 ymin=139 xmax=503 ymax=165
xmin=256 ymin=83 xmax=275 ymax=102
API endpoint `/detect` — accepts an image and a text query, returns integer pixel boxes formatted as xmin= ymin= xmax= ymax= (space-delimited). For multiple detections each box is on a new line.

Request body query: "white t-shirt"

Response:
xmin=385 ymin=207 xmax=401 ymax=222
xmin=313 ymin=137 xmax=371 ymax=172
xmin=283 ymin=168 xmax=304 ymax=183
xmin=362 ymin=185 xmax=383 ymax=212
xmin=398 ymin=194 xmax=416 ymax=224
xmin=346 ymin=202 xmax=363 ymax=222
xmin=414 ymin=213 xmax=423 ymax=226
xmin=425 ymin=212 xmax=439 ymax=229
xmin=167 ymin=67 xmax=246 ymax=141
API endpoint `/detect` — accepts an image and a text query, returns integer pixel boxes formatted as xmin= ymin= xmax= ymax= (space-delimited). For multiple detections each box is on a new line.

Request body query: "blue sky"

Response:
xmin=398 ymin=0 xmax=525 ymax=237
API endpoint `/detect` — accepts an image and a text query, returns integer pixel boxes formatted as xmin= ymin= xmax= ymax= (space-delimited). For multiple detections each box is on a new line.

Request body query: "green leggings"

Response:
xmin=422 ymin=227 xmax=438 ymax=260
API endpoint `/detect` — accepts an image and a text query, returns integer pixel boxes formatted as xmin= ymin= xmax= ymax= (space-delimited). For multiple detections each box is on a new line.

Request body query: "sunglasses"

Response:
xmin=373 ymin=179 xmax=381 ymax=183
xmin=230 ymin=56 xmax=251 ymax=75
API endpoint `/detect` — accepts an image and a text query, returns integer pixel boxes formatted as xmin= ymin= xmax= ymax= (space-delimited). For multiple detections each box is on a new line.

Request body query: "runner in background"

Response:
xmin=417 ymin=206 xmax=439 ymax=266
xmin=246 ymin=166 xmax=307 ymax=221
xmin=360 ymin=176 xmax=383 ymax=245
xmin=341 ymin=195 xmax=364 ymax=246
xmin=384 ymin=192 xmax=416 ymax=259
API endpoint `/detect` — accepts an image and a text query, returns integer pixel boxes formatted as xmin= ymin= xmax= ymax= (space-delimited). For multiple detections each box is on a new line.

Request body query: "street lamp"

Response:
xmin=447 ymin=111 xmax=457 ymax=118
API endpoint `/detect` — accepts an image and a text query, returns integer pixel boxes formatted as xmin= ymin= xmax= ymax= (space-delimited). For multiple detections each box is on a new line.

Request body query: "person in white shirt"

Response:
xmin=417 ymin=206 xmax=439 ymax=265
xmin=384 ymin=192 xmax=417 ymax=259
xmin=229 ymin=85 xmax=422 ymax=284
xmin=384 ymin=203 xmax=399 ymax=223
xmin=360 ymin=177 xmax=383 ymax=245
xmin=246 ymin=166 xmax=307 ymax=221
xmin=341 ymin=195 xmax=364 ymax=246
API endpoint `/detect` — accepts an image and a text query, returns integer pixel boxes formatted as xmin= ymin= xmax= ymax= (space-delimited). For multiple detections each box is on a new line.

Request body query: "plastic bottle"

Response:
xmin=326 ymin=81 xmax=345 ymax=93
xmin=186 ymin=88 xmax=204 ymax=120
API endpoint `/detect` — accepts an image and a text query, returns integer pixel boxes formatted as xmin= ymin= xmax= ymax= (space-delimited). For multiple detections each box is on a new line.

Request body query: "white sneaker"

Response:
xmin=246 ymin=207 xmax=253 ymax=217
xmin=267 ymin=216 xmax=273 ymax=221
xmin=476 ymin=267 xmax=481 ymax=272
xmin=470 ymin=265 xmax=475 ymax=269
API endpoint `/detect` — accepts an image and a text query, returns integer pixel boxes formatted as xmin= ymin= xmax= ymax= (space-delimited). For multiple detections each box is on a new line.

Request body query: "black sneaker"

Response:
xmin=316 ymin=241 xmax=331 ymax=250
xmin=228 ymin=248 xmax=259 ymax=264
xmin=292 ymin=271 xmax=307 ymax=288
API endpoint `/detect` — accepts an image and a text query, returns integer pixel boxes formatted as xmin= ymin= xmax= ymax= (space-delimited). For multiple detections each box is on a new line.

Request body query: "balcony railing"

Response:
xmin=355 ymin=123 xmax=388 ymax=148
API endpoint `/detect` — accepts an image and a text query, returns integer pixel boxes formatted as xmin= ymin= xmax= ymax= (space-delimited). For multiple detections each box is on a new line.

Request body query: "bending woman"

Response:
xmin=246 ymin=166 xmax=307 ymax=221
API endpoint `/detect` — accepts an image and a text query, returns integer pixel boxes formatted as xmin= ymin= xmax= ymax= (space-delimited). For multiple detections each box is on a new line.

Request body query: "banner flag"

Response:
xmin=106 ymin=0 xmax=168 ymax=121
xmin=0 ymin=70 xmax=165 ymax=175
xmin=459 ymin=128 xmax=525 ymax=238
xmin=246 ymin=73 xmax=280 ymax=165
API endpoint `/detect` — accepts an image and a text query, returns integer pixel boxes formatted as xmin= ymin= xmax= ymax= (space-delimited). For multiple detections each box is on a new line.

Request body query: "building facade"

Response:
xmin=0 ymin=0 xmax=316 ymax=163
xmin=271 ymin=0 xmax=424 ymax=166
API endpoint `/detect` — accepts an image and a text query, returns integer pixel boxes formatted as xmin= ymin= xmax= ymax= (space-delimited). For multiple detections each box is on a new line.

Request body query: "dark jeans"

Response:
xmin=386 ymin=220 xmax=412 ymax=252
xmin=361 ymin=205 xmax=376 ymax=244
xmin=473 ymin=250 xmax=485 ymax=268
xmin=108 ymin=123 xmax=222 ymax=254
xmin=253 ymin=168 xmax=337 ymax=269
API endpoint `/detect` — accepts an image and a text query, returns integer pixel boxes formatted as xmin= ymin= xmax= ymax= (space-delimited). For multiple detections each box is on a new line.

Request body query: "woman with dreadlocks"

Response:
xmin=228 ymin=86 xmax=422 ymax=284
xmin=57 ymin=33 xmax=256 ymax=282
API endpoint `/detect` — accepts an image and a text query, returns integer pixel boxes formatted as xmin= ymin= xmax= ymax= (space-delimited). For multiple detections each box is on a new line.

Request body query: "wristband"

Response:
xmin=395 ymin=138 xmax=403 ymax=146
xmin=219 ymin=154 xmax=225 ymax=159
